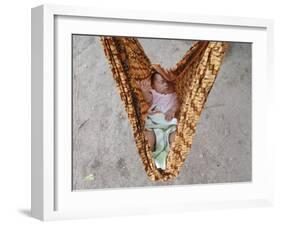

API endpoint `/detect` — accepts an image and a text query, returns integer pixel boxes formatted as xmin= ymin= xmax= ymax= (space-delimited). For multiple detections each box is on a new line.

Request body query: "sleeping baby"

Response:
xmin=138 ymin=64 xmax=179 ymax=170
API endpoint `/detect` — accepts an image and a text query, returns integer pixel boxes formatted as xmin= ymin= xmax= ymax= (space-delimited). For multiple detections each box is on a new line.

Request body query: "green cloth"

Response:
xmin=145 ymin=113 xmax=177 ymax=170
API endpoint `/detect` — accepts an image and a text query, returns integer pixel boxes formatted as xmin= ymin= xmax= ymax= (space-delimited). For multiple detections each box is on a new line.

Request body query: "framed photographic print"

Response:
xmin=31 ymin=4 xmax=274 ymax=221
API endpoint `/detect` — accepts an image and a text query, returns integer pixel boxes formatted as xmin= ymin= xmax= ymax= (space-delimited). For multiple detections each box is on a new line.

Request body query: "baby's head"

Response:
xmin=150 ymin=64 xmax=176 ymax=94
xmin=151 ymin=72 xmax=175 ymax=94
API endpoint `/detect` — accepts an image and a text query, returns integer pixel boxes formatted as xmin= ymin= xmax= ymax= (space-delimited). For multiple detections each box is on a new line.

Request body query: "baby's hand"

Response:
xmin=149 ymin=106 xmax=162 ymax=115
xmin=165 ymin=109 xmax=176 ymax=121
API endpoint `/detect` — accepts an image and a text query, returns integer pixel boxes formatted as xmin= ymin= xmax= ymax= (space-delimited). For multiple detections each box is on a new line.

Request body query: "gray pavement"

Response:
xmin=72 ymin=36 xmax=251 ymax=190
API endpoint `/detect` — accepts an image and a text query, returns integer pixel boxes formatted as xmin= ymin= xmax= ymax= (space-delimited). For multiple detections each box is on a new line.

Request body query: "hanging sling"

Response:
xmin=100 ymin=37 xmax=228 ymax=181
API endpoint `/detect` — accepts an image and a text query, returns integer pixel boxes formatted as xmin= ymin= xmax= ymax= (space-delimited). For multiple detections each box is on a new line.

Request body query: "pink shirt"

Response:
xmin=149 ymin=89 xmax=177 ymax=114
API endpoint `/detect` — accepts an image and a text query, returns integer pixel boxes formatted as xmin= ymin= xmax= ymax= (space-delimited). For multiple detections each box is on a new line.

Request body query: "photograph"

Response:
xmin=72 ymin=35 xmax=252 ymax=190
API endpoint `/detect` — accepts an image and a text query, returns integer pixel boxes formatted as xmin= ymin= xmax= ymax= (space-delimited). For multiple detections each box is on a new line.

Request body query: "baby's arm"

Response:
xmin=165 ymin=97 xmax=180 ymax=121
xmin=137 ymin=80 xmax=153 ymax=106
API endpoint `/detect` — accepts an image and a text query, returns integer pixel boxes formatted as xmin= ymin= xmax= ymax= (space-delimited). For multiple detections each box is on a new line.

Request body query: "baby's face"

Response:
xmin=152 ymin=73 xmax=174 ymax=94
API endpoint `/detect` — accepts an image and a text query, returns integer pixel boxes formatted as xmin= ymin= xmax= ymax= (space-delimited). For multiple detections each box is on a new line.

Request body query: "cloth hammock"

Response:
xmin=100 ymin=37 xmax=228 ymax=181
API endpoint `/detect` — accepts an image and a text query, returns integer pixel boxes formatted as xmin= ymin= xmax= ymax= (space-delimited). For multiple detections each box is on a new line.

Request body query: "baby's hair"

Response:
xmin=151 ymin=70 xmax=171 ymax=85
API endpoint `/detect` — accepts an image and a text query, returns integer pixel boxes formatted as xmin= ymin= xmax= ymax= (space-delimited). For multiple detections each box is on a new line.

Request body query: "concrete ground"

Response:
xmin=72 ymin=35 xmax=251 ymax=190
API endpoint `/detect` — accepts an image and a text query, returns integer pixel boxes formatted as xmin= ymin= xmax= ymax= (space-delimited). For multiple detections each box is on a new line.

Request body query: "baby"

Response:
xmin=138 ymin=65 xmax=179 ymax=169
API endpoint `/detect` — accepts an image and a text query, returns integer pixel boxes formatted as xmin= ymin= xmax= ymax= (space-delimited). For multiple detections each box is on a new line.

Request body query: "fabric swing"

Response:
xmin=100 ymin=37 xmax=228 ymax=181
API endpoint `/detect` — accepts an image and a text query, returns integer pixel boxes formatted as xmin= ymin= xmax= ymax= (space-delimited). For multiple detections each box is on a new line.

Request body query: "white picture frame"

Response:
xmin=31 ymin=4 xmax=274 ymax=221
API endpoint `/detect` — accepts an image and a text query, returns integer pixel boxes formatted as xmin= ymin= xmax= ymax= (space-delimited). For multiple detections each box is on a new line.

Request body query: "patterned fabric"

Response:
xmin=100 ymin=37 xmax=228 ymax=181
